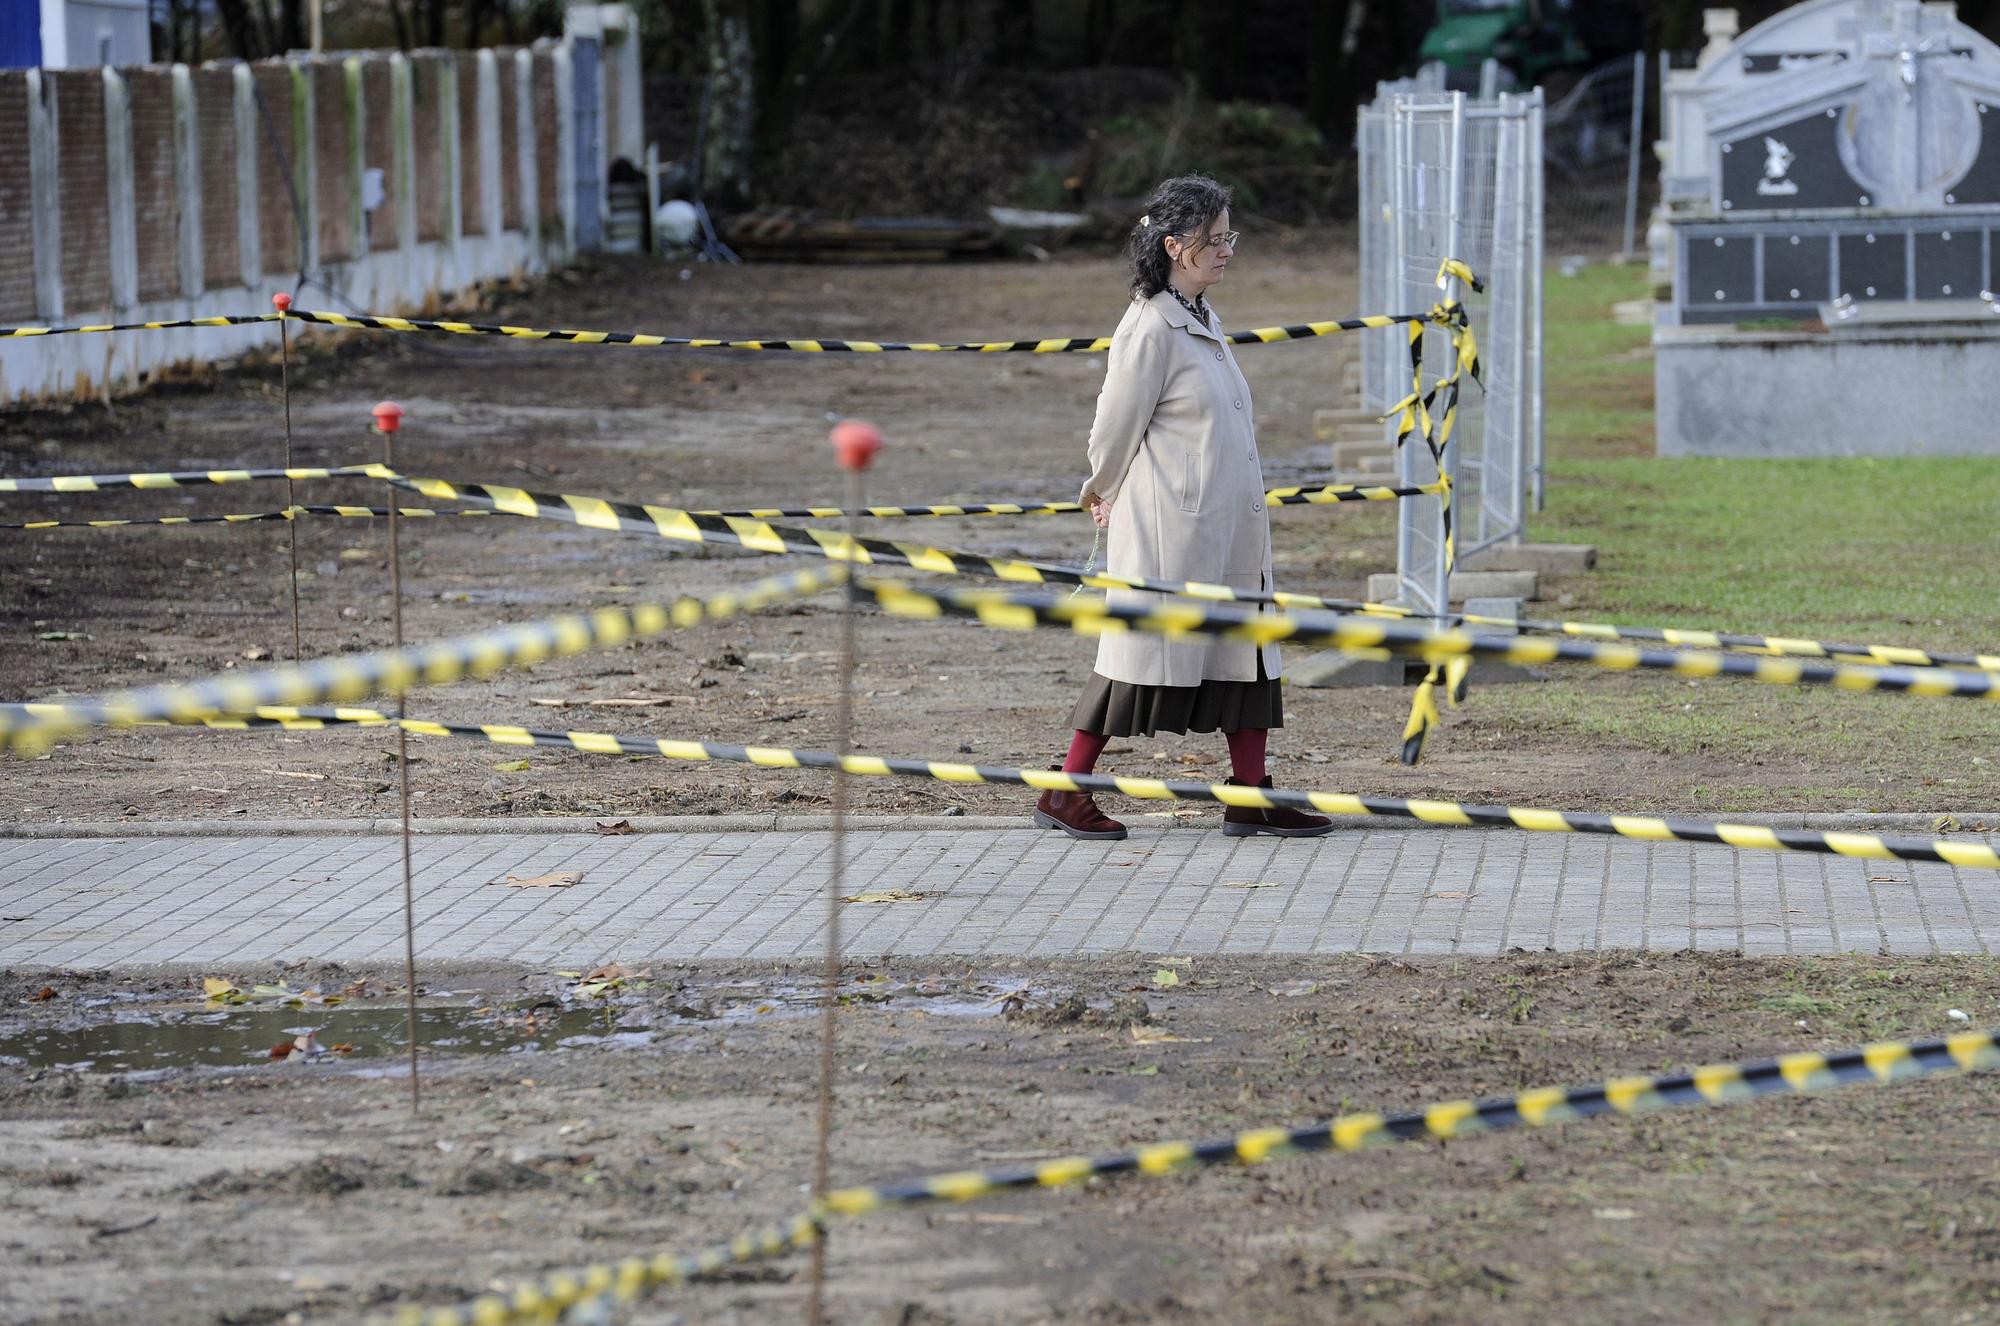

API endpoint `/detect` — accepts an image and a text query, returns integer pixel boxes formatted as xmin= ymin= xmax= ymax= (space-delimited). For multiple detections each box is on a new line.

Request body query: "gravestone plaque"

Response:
xmin=1654 ymin=2 xmax=2000 ymax=457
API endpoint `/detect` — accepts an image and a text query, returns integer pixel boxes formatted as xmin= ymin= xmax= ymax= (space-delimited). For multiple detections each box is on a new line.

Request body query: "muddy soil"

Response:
xmin=2 ymin=954 xmax=1997 ymax=1324
xmin=0 ymin=240 xmax=1980 ymax=824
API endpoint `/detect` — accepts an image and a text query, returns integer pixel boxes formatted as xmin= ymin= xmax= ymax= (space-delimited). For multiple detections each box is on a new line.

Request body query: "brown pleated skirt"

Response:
xmin=1068 ymin=655 xmax=1282 ymax=737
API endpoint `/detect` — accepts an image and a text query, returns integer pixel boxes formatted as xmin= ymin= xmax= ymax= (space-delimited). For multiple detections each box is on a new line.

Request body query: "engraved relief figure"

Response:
xmin=1758 ymin=135 xmax=1799 ymax=195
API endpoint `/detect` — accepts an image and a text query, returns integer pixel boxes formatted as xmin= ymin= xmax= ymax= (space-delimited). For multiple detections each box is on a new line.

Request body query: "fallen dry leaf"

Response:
xmin=202 ymin=977 xmax=239 ymax=1000
xmin=1130 ymin=1025 xmax=1210 ymax=1045
xmin=31 ymin=985 xmax=56 ymax=1002
xmin=840 ymin=890 xmax=934 ymax=904
xmin=1152 ymin=969 xmax=1181 ymax=989
xmin=582 ymin=962 xmax=648 ymax=983
xmin=269 ymin=1031 xmax=321 ymax=1062
xmin=593 ymin=819 xmax=635 ymax=836
xmin=496 ymin=871 xmax=582 ymax=888
xmin=492 ymin=759 xmax=532 ymax=773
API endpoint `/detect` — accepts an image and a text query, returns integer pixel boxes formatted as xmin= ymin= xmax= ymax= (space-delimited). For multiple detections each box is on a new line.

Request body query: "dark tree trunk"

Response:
xmin=882 ymin=0 xmax=914 ymax=69
xmin=755 ymin=0 xmax=796 ymax=106
xmin=422 ymin=0 xmax=447 ymax=48
xmin=1306 ymin=0 xmax=1355 ymax=134
xmin=994 ymin=0 xmax=1034 ymax=67
xmin=386 ymin=0 xmax=413 ymax=50
xmin=279 ymin=0 xmax=303 ymax=52
xmin=217 ymin=0 xmax=261 ymax=57
xmin=1084 ymin=0 xmax=1113 ymax=64
xmin=700 ymin=0 xmax=756 ymax=209
xmin=1171 ymin=0 xmax=1207 ymax=94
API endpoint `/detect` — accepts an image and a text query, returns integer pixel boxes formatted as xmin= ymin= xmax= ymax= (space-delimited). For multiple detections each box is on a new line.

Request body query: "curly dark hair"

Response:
xmin=1124 ymin=174 xmax=1233 ymax=300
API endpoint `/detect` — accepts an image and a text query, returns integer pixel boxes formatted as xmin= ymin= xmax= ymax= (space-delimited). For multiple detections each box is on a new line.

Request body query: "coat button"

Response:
xmin=1252 ymin=501 xmax=1262 ymax=511
xmin=1233 ymin=399 xmax=1243 ymax=409
xmin=1214 ymin=350 xmax=1224 ymax=361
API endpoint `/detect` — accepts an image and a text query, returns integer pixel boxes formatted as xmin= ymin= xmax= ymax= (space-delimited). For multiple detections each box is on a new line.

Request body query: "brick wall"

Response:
xmin=412 ymin=56 xmax=444 ymax=242
xmin=52 ymin=71 xmax=111 ymax=312
xmin=127 ymin=68 xmax=181 ymax=303
xmin=252 ymin=64 xmax=298 ymax=276
xmin=498 ymin=49 xmax=521 ymax=231
xmin=194 ymin=66 xmax=238 ymax=289
xmin=362 ymin=59 xmax=396 ymax=252
xmin=0 ymin=72 xmax=35 ymax=320
xmin=534 ymin=52 xmax=559 ymax=234
xmin=313 ymin=62 xmax=352 ymax=262
xmin=457 ymin=52 xmax=483 ymax=236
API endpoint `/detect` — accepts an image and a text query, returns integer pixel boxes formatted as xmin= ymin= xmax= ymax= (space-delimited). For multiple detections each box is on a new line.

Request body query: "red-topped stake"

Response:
xmin=829 ymin=419 xmax=883 ymax=472
xmin=372 ymin=400 xmax=405 ymax=434
xmin=272 ymin=292 xmax=292 ymax=312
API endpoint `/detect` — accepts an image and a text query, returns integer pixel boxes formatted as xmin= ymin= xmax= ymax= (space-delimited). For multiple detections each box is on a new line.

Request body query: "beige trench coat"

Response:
xmin=1078 ymin=291 xmax=1279 ymax=688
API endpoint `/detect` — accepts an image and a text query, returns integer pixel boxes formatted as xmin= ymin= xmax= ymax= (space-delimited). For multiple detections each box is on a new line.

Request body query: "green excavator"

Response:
xmin=1417 ymin=0 xmax=1644 ymax=90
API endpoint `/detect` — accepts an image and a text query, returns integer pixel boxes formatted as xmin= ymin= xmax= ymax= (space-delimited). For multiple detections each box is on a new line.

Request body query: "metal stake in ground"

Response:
xmin=807 ymin=419 xmax=883 ymax=1326
xmin=374 ymin=399 xmax=420 ymax=1114
xmin=274 ymin=293 xmax=303 ymax=664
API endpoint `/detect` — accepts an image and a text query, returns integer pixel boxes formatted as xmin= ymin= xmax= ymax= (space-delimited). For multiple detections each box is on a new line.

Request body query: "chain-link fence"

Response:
xmin=1357 ymin=83 xmax=1543 ymax=614
xmin=1544 ymin=53 xmax=1650 ymax=262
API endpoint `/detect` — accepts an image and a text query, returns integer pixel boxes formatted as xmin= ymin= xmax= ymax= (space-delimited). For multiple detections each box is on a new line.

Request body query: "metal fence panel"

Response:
xmin=1359 ymin=78 xmax=1544 ymax=607
xmin=1388 ymin=92 xmax=1463 ymax=620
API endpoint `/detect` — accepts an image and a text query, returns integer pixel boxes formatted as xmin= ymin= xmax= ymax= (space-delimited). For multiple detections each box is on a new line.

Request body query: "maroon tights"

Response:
xmin=1063 ymin=727 xmax=1268 ymax=783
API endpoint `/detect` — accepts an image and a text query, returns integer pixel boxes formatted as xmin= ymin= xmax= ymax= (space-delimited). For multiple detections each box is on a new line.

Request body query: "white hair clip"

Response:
xmin=1139 ymin=215 xmax=1151 ymax=227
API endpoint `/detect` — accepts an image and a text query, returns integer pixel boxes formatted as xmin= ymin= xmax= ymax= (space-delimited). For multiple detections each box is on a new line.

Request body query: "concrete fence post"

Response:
xmin=170 ymin=64 xmax=204 ymax=300
xmin=345 ymin=57 xmax=367 ymax=260
xmin=439 ymin=56 xmax=461 ymax=252
xmin=513 ymin=49 xmax=539 ymax=247
xmin=553 ymin=43 xmax=576 ymax=258
xmin=25 ymin=69 xmax=62 ymax=321
xmin=289 ymin=59 xmax=317 ymax=276
xmin=389 ymin=54 xmax=417 ymax=255
xmin=102 ymin=66 xmax=139 ymax=312
xmin=476 ymin=49 xmax=502 ymax=242
xmin=231 ymin=62 xmax=261 ymax=291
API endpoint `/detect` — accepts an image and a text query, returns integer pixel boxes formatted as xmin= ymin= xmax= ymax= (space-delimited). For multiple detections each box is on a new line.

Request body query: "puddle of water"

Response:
xmin=0 ymin=1002 xmax=645 ymax=1075
xmin=0 ymin=976 xmax=1034 ymax=1077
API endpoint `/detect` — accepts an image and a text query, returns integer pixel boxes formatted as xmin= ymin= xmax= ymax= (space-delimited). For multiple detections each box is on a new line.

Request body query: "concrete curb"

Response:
xmin=2 ymin=812 xmax=1993 ymax=839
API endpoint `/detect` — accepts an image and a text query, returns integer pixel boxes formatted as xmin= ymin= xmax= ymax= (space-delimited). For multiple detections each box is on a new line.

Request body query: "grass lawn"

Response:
xmin=1470 ymin=263 xmax=2000 ymax=808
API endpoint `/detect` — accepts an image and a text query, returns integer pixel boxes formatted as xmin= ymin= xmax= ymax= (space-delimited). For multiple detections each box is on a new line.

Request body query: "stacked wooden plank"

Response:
xmin=719 ymin=208 xmax=999 ymax=262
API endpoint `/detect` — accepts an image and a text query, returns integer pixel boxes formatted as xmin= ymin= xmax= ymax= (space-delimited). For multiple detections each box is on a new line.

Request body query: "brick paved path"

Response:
xmin=1 ymin=826 xmax=1993 ymax=969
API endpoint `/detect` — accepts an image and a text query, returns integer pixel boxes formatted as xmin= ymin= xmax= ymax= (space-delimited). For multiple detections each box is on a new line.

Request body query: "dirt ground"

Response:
xmin=2 ymin=953 xmax=1997 ymax=1325
xmin=0 ymin=239 xmax=1988 ymax=824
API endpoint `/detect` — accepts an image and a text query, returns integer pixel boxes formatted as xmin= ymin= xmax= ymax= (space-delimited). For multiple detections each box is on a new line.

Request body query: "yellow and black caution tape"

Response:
xmin=696 ymin=480 xmax=1444 ymax=520
xmin=0 ymin=464 xmax=379 ymax=494
xmin=0 ymin=566 xmax=844 ymax=753
xmin=272 ymin=306 xmax=1457 ymax=353
xmin=376 ymin=469 xmax=1423 ymax=616
xmin=55 ymin=704 xmax=2000 ymax=871
xmin=0 ymin=307 xmax=1457 ymax=352
xmin=0 ymin=504 xmax=508 ymax=530
xmin=374 ymin=1026 xmax=2000 ymax=1325
xmin=853 ymin=579 xmax=2000 ymax=703
xmin=7 ymin=460 xmax=1988 ymax=674
xmin=1506 ymin=617 xmax=2000 ymax=675
xmin=1398 ymin=655 xmax=1472 ymax=767
xmin=0 ymin=313 xmax=281 ymax=338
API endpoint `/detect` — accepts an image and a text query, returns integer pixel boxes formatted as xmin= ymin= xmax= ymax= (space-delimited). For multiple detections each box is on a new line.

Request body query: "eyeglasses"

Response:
xmin=1183 ymin=229 xmax=1240 ymax=250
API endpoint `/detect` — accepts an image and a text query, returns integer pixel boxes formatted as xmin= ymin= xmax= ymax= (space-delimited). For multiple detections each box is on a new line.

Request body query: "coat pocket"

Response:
xmin=1178 ymin=451 xmax=1202 ymax=514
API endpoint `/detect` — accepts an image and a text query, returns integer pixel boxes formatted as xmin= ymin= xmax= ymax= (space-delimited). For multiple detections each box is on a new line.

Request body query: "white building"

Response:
xmin=1 ymin=0 xmax=152 ymax=68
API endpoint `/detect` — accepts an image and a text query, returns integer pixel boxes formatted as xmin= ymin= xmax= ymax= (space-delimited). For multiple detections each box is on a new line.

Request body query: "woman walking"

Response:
xmin=1032 ymin=174 xmax=1333 ymax=842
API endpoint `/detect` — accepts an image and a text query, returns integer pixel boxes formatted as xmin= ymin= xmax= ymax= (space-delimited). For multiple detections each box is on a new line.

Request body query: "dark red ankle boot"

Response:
xmin=1222 ymin=775 xmax=1334 ymax=838
xmin=1032 ymin=768 xmax=1127 ymax=840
